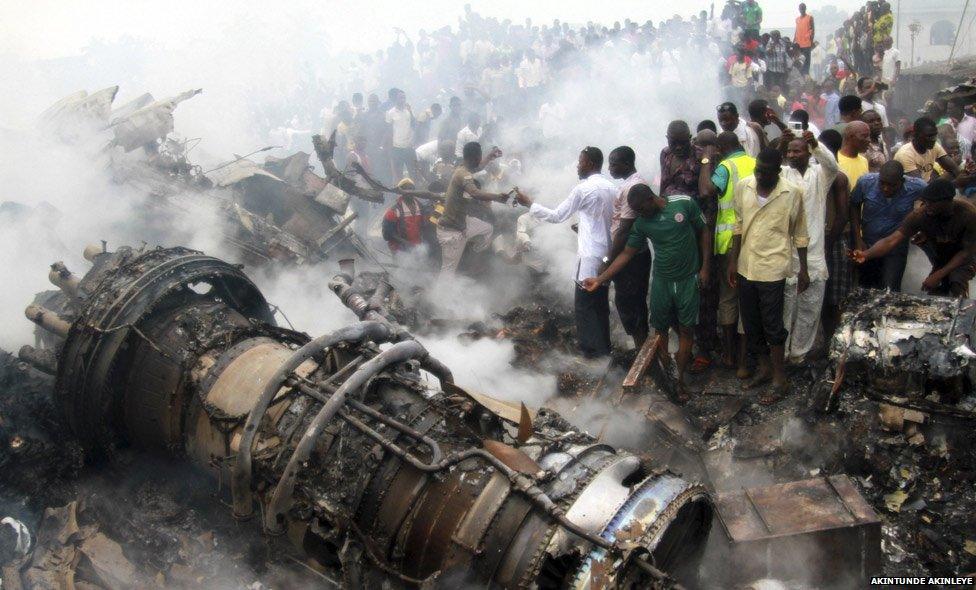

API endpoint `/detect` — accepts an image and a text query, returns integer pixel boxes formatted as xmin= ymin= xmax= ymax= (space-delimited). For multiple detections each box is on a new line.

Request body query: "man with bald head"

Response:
xmin=700 ymin=131 xmax=755 ymax=371
xmin=849 ymin=160 xmax=926 ymax=292
xmin=662 ymin=120 xmax=715 ymax=367
xmin=852 ymin=179 xmax=976 ymax=297
xmin=838 ymin=120 xmax=871 ymax=188
xmin=661 ymin=121 xmax=703 ymax=198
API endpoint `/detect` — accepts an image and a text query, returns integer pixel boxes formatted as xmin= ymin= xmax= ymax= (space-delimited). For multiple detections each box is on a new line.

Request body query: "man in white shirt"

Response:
xmin=857 ymin=78 xmax=889 ymax=127
xmin=516 ymin=49 xmax=545 ymax=90
xmin=454 ymin=112 xmax=483 ymax=159
xmin=880 ymin=37 xmax=901 ymax=86
xmin=515 ymin=147 xmax=617 ymax=358
xmin=780 ymin=130 xmax=839 ymax=363
xmin=717 ymin=102 xmax=761 ymax=157
xmin=539 ymin=101 xmax=567 ymax=140
xmin=385 ymin=89 xmax=416 ymax=181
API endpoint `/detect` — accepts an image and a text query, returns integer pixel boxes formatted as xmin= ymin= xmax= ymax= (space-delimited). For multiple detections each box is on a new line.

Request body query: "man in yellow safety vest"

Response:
xmin=699 ymin=131 xmax=756 ymax=375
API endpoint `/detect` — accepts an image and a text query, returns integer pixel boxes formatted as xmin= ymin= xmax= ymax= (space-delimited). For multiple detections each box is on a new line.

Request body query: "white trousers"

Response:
xmin=783 ymin=276 xmax=826 ymax=361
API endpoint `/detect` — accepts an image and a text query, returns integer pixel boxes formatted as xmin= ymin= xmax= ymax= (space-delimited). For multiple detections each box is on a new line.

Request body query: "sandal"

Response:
xmin=759 ymin=383 xmax=789 ymax=405
xmin=689 ymin=355 xmax=711 ymax=374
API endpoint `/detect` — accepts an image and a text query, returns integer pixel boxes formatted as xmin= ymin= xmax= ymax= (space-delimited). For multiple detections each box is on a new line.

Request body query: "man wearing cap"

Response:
xmin=851 ymin=178 xmax=976 ymax=297
xmin=382 ymin=178 xmax=428 ymax=256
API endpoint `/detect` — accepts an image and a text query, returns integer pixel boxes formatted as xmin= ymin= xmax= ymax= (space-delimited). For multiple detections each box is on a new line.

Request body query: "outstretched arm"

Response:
xmin=583 ymin=246 xmax=638 ymax=290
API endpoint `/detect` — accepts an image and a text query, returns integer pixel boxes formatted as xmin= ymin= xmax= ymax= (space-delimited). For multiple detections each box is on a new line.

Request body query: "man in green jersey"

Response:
xmin=583 ymin=184 xmax=711 ymax=402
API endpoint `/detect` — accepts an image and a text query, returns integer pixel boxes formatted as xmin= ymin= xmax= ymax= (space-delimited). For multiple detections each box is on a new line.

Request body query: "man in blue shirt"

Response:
xmin=849 ymin=160 xmax=926 ymax=291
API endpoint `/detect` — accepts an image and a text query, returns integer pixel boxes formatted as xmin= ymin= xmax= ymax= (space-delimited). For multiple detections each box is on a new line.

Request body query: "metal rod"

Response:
xmin=48 ymin=262 xmax=82 ymax=298
xmin=946 ymin=0 xmax=971 ymax=69
xmin=330 ymin=400 xmax=617 ymax=553
xmin=295 ymin=379 xmax=443 ymax=464
xmin=316 ymin=212 xmax=358 ymax=248
xmin=24 ymin=304 xmax=71 ymax=338
xmin=263 ymin=340 xmax=429 ymax=533
xmin=233 ymin=321 xmax=394 ymax=519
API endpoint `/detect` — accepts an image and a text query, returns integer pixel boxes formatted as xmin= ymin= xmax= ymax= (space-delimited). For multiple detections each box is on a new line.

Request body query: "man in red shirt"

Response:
xmin=382 ymin=178 xmax=427 ymax=255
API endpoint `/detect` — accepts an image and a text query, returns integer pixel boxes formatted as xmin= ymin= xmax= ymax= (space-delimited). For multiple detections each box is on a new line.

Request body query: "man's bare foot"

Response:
xmin=759 ymin=381 xmax=789 ymax=405
xmin=689 ymin=355 xmax=711 ymax=374
xmin=736 ymin=366 xmax=752 ymax=380
xmin=745 ymin=367 xmax=772 ymax=389
xmin=674 ymin=381 xmax=691 ymax=404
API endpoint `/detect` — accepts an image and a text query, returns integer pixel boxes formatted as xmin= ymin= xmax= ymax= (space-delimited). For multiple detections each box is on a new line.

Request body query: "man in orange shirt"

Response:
xmin=794 ymin=3 xmax=815 ymax=77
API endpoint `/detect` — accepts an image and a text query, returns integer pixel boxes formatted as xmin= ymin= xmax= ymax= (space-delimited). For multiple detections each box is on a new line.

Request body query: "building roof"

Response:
xmin=903 ymin=55 xmax=976 ymax=77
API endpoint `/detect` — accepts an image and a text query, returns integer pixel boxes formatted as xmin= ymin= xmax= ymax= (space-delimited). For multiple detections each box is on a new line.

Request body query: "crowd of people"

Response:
xmin=313 ymin=2 xmax=976 ymax=406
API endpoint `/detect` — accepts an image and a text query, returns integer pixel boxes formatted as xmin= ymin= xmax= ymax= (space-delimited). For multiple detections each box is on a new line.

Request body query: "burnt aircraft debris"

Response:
xmin=822 ymin=290 xmax=976 ymax=417
xmin=34 ymin=87 xmax=379 ymax=268
xmin=16 ymin=244 xmax=714 ymax=589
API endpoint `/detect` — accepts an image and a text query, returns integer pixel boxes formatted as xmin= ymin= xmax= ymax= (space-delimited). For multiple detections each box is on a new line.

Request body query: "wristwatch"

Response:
xmin=700 ymin=157 xmax=711 ymax=165
xmin=601 ymin=256 xmax=610 ymax=264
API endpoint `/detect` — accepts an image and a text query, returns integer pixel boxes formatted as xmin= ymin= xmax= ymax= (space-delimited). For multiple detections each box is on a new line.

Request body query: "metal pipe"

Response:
xmin=83 ymin=243 xmax=104 ymax=262
xmin=366 ymin=278 xmax=392 ymax=312
xmin=18 ymin=345 xmax=57 ymax=374
xmin=329 ymin=274 xmax=393 ymax=324
xmin=48 ymin=262 xmax=81 ymax=298
xmin=295 ymin=380 xmax=444 ymax=464
xmin=232 ymin=321 xmax=396 ymax=519
xmin=24 ymin=304 xmax=71 ymax=338
xmin=264 ymin=340 xmax=428 ymax=533
xmin=334 ymin=407 xmax=618 ymax=553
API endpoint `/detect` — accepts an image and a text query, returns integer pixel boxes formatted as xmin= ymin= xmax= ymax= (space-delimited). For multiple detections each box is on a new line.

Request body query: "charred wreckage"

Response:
xmin=18 ymin=245 xmax=712 ymax=588
xmin=8 ymin=86 xmax=976 ymax=589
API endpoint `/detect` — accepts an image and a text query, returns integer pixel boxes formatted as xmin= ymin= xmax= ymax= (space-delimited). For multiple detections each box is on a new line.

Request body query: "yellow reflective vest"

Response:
xmin=714 ymin=152 xmax=756 ymax=254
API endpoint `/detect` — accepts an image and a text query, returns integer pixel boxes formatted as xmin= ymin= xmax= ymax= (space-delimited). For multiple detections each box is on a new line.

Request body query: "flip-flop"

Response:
xmin=689 ymin=355 xmax=711 ymax=374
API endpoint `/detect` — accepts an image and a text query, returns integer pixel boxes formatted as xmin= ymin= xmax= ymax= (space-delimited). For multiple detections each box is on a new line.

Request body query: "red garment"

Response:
xmin=794 ymin=15 xmax=814 ymax=48
xmin=383 ymin=198 xmax=424 ymax=253
xmin=725 ymin=54 xmax=753 ymax=70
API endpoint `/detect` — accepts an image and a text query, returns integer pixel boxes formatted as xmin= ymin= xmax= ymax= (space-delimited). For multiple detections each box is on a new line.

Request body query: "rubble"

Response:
xmin=36 ymin=87 xmax=375 ymax=269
